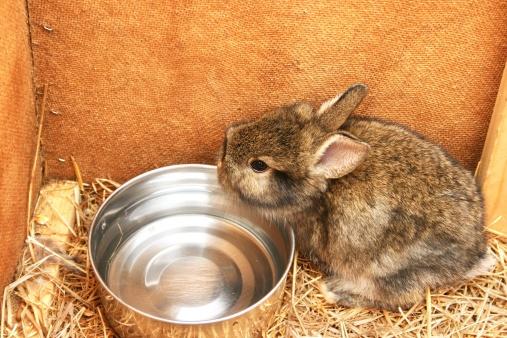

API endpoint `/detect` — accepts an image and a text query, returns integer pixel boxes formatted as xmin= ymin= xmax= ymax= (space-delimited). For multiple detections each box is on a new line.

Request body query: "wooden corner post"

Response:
xmin=476 ymin=62 xmax=507 ymax=236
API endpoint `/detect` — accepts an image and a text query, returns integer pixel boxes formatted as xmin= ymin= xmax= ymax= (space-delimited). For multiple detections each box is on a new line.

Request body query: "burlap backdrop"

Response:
xmin=0 ymin=0 xmax=36 ymax=300
xmin=27 ymin=1 xmax=507 ymax=181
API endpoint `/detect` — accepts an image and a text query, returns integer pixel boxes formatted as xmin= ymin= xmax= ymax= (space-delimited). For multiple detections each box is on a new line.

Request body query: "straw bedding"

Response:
xmin=2 ymin=178 xmax=506 ymax=338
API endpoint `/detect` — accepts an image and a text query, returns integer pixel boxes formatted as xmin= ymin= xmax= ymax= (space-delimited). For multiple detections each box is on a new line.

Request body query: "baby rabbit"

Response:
xmin=217 ymin=84 xmax=494 ymax=310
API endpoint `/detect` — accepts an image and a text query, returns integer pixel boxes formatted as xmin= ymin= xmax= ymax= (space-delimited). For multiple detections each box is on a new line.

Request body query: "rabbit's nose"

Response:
xmin=216 ymin=144 xmax=226 ymax=171
xmin=217 ymin=155 xmax=223 ymax=169
xmin=225 ymin=125 xmax=234 ymax=134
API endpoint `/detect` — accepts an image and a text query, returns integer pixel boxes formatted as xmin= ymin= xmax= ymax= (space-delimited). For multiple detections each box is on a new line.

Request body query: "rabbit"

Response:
xmin=216 ymin=84 xmax=495 ymax=311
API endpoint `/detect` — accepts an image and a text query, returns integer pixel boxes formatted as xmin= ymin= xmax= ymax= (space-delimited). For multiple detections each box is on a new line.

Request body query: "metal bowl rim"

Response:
xmin=88 ymin=163 xmax=295 ymax=326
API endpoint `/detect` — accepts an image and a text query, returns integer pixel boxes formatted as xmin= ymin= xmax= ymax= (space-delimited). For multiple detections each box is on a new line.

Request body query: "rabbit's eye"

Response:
xmin=250 ymin=159 xmax=268 ymax=173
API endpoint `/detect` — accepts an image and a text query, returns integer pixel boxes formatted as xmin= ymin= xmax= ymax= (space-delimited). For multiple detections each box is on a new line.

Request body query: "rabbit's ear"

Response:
xmin=317 ymin=84 xmax=368 ymax=130
xmin=312 ymin=133 xmax=370 ymax=179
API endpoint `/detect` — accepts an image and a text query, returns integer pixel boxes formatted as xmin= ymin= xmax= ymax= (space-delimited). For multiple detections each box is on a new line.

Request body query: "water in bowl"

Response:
xmin=107 ymin=213 xmax=276 ymax=322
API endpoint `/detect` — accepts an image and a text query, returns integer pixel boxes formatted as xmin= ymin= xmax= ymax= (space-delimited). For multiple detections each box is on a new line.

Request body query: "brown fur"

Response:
xmin=217 ymin=84 xmax=492 ymax=310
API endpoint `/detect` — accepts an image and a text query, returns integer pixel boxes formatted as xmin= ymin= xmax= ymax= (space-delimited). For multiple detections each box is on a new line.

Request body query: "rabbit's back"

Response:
xmin=321 ymin=116 xmax=486 ymax=282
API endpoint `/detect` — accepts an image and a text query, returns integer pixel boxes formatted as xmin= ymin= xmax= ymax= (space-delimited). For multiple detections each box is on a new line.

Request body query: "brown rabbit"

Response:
xmin=217 ymin=84 xmax=494 ymax=310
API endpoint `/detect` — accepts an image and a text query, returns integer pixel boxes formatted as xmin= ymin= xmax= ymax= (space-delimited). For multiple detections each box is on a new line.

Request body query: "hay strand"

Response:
xmin=26 ymin=84 xmax=49 ymax=265
xmin=27 ymin=83 xmax=48 ymax=231
xmin=70 ymin=156 xmax=84 ymax=192
xmin=425 ymin=288 xmax=432 ymax=337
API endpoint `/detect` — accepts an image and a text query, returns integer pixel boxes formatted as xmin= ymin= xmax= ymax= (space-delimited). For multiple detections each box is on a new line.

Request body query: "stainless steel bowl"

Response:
xmin=89 ymin=164 xmax=295 ymax=337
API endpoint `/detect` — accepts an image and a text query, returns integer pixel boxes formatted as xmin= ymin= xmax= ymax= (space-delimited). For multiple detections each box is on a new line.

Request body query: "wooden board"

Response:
xmin=476 ymin=62 xmax=507 ymax=236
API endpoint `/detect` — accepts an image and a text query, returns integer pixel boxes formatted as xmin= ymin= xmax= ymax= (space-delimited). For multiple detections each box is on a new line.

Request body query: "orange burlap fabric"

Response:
xmin=0 ymin=0 xmax=37 ymax=300
xmin=27 ymin=1 xmax=507 ymax=181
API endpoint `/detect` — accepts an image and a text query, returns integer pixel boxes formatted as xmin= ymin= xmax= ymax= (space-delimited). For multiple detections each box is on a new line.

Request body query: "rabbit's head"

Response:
xmin=217 ymin=84 xmax=370 ymax=213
